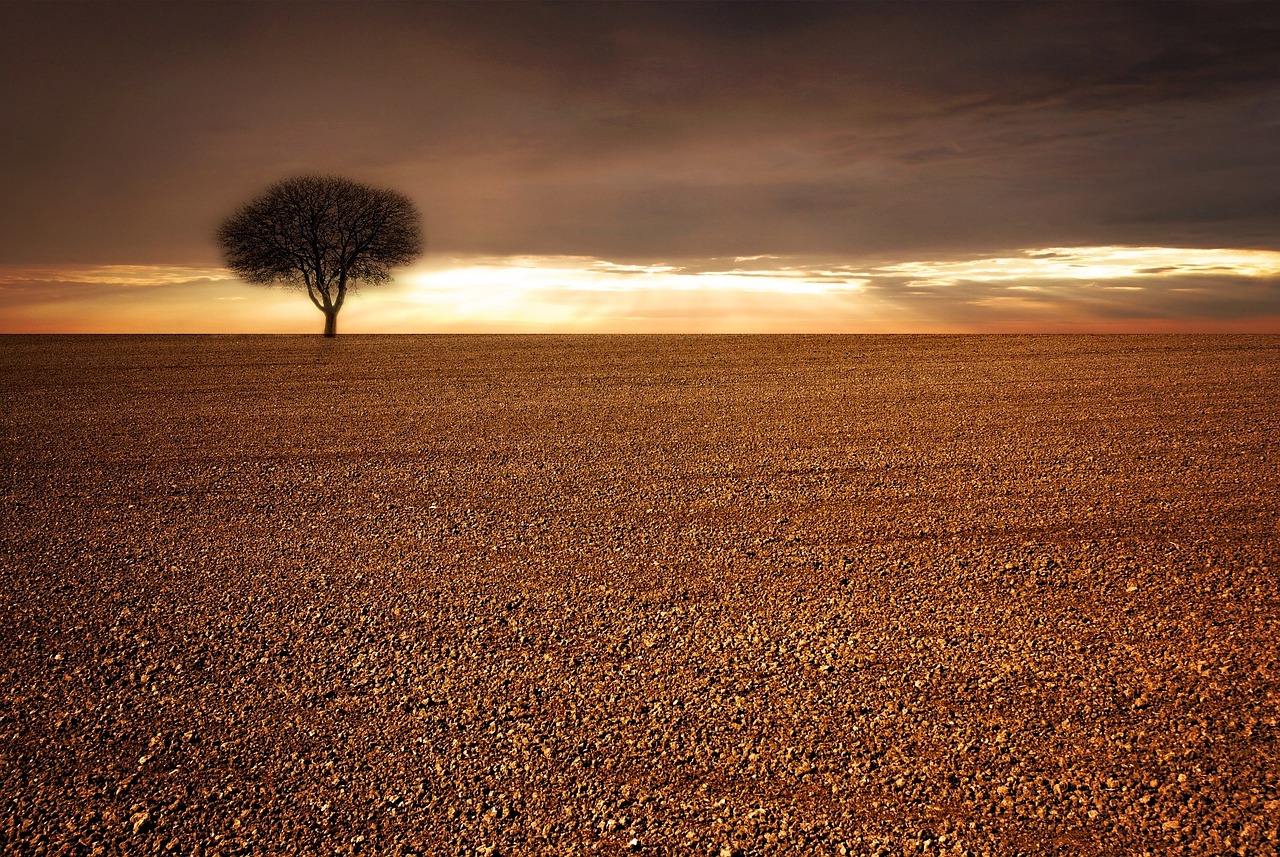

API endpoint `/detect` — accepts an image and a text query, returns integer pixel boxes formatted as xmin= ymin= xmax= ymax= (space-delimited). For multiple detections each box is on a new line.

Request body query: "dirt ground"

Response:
xmin=1 ymin=334 xmax=1277 ymax=856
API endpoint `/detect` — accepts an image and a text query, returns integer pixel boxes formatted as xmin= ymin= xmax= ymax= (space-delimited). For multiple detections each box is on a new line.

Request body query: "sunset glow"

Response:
xmin=875 ymin=247 xmax=1280 ymax=286
xmin=4 ymin=246 xmax=1278 ymax=334
xmin=3 ymin=3 xmax=1279 ymax=334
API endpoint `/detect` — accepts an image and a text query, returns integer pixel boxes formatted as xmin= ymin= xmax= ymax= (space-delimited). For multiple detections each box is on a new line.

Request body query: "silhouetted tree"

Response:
xmin=217 ymin=175 xmax=423 ymax=336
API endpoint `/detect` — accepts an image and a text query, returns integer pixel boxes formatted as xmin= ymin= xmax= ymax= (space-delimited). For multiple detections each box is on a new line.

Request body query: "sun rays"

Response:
xmin=2 ymin=246 xmax=1278 ymax=333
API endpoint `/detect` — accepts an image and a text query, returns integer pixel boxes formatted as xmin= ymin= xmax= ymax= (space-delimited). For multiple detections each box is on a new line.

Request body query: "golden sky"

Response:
xmin=2 ymin=3 xmax=1279 ymax=333
xmin=5 ymin=247 xmax=1279 ymax=334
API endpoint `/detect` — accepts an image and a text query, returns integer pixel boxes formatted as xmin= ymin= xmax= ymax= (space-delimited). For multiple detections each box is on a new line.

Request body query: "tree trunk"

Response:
xmin=323 ymin=310 xmax=338 ymax=337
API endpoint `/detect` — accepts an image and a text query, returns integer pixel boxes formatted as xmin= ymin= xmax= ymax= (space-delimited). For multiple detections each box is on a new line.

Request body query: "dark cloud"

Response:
xmin=1 ymin=1 xmax=1278 ymax=268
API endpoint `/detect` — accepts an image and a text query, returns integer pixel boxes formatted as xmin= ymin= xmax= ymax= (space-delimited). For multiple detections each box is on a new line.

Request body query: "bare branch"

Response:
xmin=216 ymin=175 xmax=424 ymax=336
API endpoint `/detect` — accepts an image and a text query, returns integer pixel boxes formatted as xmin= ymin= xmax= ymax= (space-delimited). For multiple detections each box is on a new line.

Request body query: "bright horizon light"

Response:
xmin=876 ymin=246 xmax=1280 ymax=285
xmin=404 ymin=245 xmax=1280 ymax=293
xmin=2 ymin=245 xmax=1278 ymax=333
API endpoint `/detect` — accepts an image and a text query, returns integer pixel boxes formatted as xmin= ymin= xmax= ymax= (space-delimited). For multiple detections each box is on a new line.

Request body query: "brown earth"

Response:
xmin=1 ymin=334 xmax=1278 ymax=857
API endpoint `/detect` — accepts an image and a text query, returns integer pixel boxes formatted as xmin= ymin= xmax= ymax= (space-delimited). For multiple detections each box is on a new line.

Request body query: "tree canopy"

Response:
xmin=217 ymin=175 xmax=423 ymax=336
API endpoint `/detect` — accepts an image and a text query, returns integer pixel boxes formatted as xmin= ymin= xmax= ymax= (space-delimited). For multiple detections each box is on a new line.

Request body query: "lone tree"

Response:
xmin=217 ymin=175 xmax=423 ymax=336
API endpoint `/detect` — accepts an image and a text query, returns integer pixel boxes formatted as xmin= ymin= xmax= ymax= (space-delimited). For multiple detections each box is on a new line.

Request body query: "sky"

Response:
xmin=2 ymin=0 xmax=1279 ymax=334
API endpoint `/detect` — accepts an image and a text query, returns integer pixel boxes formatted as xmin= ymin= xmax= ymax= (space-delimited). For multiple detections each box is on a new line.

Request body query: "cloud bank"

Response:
xmin=1 ymin=2 xmax=1278 ymax=331
xmin=3 ymin=3 xmax=1280 ymax=261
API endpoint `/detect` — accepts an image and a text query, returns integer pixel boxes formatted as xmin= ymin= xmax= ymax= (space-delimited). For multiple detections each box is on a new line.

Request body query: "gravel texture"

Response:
xmin=1 ymin=333 xmax=1278 ymax=856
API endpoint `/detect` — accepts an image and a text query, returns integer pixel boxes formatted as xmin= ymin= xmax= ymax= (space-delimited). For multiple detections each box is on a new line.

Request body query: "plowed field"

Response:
xmin=2 ymin=335 xmax=1277 ymax=855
